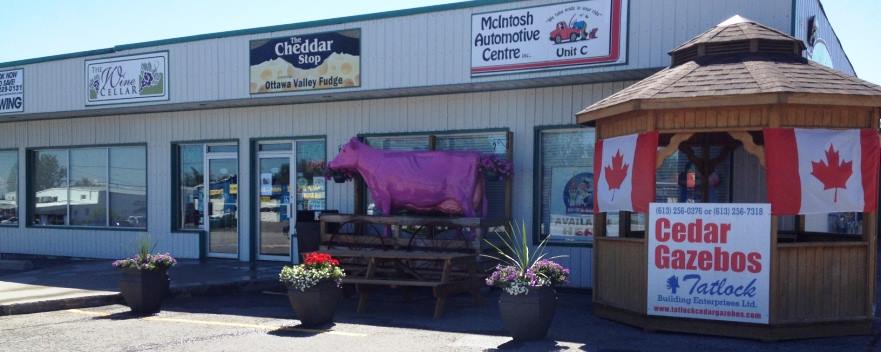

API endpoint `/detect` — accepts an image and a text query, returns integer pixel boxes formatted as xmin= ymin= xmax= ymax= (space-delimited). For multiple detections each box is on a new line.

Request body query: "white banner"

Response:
xmin=471 ymin=0 xmax=627 ymax=75
xmin=647 ymin=203 xmax=770 ymax=324
xmin=86 ymin=52 xmax=168 ymax=105
xmin=0 ymin=69 xmax=23 ymax=114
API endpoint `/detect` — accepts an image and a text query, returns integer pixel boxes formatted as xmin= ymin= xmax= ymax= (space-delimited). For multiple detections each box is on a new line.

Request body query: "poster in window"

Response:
xmin=549 ymin=167 xmax=593 ymax=241
xmin=260 ymin=173 xmax=273 ymax=196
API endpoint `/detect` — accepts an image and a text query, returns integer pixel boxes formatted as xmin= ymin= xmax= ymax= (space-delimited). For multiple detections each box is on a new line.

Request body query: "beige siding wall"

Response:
xmin=4 ymin=0 xmax=793 ymax=118
xmin=0 ymin=80 xmax=634 ymax=288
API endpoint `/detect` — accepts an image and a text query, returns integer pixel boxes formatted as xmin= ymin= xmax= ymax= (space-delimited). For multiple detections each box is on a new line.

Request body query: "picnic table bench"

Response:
xmin=319 ymin=248 xmax=484 ymax=319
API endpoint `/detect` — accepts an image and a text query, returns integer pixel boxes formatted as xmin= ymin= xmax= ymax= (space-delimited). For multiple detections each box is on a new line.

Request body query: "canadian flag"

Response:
xmin=594 ymin=132 xmax=659 ymax=213
xmin=764 ymin=128 xmax=879 ymax=215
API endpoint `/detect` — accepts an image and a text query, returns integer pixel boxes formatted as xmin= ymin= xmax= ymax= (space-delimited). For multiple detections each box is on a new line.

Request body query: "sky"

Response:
xmin=1 ymin=0 xmax=879 ymax=85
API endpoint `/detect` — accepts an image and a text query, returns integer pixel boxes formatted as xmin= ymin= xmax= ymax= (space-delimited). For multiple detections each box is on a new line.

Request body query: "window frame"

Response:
xmin=533 ymin=125 xmax=595 ymax=248
xmin=25 ymin=143 xmax=147 ymax=231
xmin=0 ymin=148 xmax=19 ymax=228
xmin=354 ymin=128 xmax=512 ymax=218
xmin=170 ymin=139 xmax=239 ymax=234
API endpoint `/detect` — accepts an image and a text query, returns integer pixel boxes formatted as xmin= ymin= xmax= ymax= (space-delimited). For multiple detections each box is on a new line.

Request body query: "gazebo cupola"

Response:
xmin=579 ymin=15 xmax=881 ymax=341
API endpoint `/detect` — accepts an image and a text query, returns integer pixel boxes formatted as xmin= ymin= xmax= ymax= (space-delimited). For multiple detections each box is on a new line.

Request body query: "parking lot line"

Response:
xmin=65 ymin=309 xmax=366 ymax=337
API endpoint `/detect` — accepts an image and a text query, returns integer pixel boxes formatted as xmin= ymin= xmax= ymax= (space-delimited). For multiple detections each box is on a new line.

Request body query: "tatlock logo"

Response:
xmin=0 ymin=68 xmax=24 ymax=114
xmin=85 ymin=52 xmax=168 ymax=106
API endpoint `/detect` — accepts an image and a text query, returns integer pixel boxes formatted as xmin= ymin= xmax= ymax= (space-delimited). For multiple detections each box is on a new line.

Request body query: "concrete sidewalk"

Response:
xmin=0 ymin=259 xmax=285 ymax=315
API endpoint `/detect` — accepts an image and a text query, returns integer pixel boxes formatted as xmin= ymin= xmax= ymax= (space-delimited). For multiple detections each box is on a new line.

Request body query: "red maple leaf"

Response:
xmin=604 ymin=149 xmax=629 ymax=201
xmin=810 ymin=144 xmax=853 ymax=203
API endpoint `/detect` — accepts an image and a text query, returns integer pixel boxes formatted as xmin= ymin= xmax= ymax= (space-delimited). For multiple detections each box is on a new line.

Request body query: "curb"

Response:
xmin=0 ymin=293 xmax=123 ymax=316
xmin=0 ymin=278 xmax=282 ymax=316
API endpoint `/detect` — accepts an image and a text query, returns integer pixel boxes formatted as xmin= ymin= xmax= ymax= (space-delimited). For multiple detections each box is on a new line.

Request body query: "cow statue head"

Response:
xmin=328 ymin=137 xmax=366 ymax=171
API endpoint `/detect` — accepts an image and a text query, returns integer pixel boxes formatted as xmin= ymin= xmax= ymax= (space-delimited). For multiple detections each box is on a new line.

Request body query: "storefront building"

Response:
xmin=0 ymin=0 xmax=856 ymax=288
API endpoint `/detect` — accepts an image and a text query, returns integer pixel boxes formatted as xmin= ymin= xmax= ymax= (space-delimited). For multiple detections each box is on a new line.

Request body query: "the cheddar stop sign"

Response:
xmin=647 ymin=203 xmax=770 ymax=324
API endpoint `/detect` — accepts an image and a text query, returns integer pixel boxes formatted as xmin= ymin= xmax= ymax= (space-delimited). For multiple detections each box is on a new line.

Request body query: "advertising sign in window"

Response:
xmin=85 ymin=52 xmax=169 ymax=106
xmin=250 ymin=29 xmax=360 ymax=94
xmin=471 ymin=0 xmax=628 ymax=76
xmin=0 ymin=68 xmax=24 ymax=114
xmin=548 ymin=167 xmax=593 ymax=240
xmin=647 ymin=203 xmax=770 ymax=324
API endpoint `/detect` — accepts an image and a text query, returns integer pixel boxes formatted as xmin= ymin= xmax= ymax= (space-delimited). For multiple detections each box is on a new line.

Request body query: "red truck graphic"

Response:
xmin=550 ymin=18 xmax=599 ymax=44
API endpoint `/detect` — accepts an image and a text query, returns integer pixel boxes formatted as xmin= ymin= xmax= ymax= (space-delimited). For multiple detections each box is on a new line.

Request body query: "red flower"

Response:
xmin=304 ymin=252 xmax=340 ymax=266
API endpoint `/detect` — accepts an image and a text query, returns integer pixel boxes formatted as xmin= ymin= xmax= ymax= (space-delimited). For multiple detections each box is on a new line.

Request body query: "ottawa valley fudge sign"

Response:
xmin=471 ymin=0 xmax=628 ymax=75
xmin=250 ymin=29 xmax=360 ymax=94
xmin=86 ymin=52 xmax=168 ymax=106
xmin=647 ymin=203 xmax=771 ymax=324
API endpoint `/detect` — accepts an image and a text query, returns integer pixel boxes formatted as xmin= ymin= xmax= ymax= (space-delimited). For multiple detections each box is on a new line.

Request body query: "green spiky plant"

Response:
xmin=482 ymin=220 xmax=564 ymax=277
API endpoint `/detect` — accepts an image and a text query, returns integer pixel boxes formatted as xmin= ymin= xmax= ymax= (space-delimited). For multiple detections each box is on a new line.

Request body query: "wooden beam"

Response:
xmin=656 ymin=133 xmax=694 ymax=168
xmin=728 ymin=131 xmax=765 ymax=168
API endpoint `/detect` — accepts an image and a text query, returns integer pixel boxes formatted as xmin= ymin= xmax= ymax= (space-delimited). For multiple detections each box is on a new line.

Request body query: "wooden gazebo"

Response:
xmin=577 ymin=16 xmax=881 ymax=340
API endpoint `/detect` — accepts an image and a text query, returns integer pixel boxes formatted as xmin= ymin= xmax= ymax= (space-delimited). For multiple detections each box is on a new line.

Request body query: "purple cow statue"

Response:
xmin=329 ymin=137 xmax=486 ymax=217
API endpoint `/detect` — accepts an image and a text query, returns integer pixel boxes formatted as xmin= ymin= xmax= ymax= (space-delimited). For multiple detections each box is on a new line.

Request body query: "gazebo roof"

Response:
xmin=577 ymin=16 xmax=881 ymax=123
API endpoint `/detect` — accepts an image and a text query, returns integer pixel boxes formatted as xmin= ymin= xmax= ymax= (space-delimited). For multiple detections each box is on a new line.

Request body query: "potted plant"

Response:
xmin=279 ymin=252 xmax=346 ymax=327
xmin=484 ymin=222 xmax=569 ymax=341
xmin=479 ymin=154 xmax=514 ymax=181
xmin=112 ymin=239 xmax=177 ymax=315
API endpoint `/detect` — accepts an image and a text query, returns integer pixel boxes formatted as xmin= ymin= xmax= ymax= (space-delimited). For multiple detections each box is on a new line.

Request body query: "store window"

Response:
xmin=0 ymin=150 xmax=18 ymax=225
xmin=536 ymin=127 xmax=595 ymax=244
xmin=173 ymin=142 xmax=238 ymax=231
xmin=29 ymin=145 xmax=146 ymax=229
xmin=361 ymin=130 xmax=510 ymax=218
xmin=295 ymin=140 xmax=327 ymax=211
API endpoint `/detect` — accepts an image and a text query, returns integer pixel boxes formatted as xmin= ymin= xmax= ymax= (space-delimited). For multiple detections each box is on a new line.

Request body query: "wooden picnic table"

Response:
xmin=317 ymin=248 xmax=484 ymax=319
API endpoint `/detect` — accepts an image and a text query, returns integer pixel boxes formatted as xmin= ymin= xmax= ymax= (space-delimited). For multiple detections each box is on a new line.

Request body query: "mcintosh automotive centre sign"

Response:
xmin=470 ymin=0 xmax=628 ymax=76
xmin=0 ymin=68 xmax=24 ymax=114
xmin=647 ymin=203 xmax=770 ymax=324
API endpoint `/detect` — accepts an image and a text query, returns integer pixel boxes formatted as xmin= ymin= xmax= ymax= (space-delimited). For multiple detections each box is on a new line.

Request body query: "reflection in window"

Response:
xmin=110 ymin=147 xmax=147 ymax=228
xmin=0 ymin=151 xmax=18 ymax=225
xmin=805 ymin=212 xmax=862 ymax=235
xmin=537 ymin=129 xmax=594 ymax=243
xmin=32 ymin=150 xmax=69 ymax=226
xmin=30 ymin=146 xmax=146 ymax=228
xmin=296 ymin=140 xmax=326 ymax=211
xmin=178 ymin=145 xmax=205 ymax=230
xmin=69 ymin=148 xmax=108 ymax=226
xmin=656 ymin=147 xmax=731 ymax=204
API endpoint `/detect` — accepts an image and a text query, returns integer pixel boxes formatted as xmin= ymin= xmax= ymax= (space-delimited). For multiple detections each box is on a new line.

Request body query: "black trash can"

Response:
xmin=296 ymin=210 xmax=338 ymax=254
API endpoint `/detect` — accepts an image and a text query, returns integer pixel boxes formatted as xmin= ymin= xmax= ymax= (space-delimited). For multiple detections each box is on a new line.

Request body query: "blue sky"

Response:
xmin=2 ymin=0 xmax=879 ymax=84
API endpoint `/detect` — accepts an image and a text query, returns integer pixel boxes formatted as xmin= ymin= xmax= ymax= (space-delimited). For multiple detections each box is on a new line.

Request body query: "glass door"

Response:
xmin=206 ymin=157 xmax=239 ymax=258
xmin=256 ymin=151 xmax=293 ymax=261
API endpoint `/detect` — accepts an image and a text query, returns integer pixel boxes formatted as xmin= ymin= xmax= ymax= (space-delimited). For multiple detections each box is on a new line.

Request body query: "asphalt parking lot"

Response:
xmin=1 ymin=288 xmax=878 ymax=352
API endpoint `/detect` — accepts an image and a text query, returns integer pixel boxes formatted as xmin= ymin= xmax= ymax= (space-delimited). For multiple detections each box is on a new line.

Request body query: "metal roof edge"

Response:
xmin=0 ymin=0 xmax=518 ymax=69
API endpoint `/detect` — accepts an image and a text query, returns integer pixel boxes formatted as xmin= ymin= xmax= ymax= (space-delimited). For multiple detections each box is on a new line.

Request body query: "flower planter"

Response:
xmin=118 ymin=267 xmax=170 ymax=315
xmin=287 ymin=280 xmax=342 ymax=327
xmin=498 ymin=287 xmax=557 ymax=341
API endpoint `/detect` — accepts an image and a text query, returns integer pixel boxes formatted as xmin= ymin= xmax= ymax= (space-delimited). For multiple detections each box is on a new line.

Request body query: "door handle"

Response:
xmin=288 ymin=205 xmax=297 ymax=238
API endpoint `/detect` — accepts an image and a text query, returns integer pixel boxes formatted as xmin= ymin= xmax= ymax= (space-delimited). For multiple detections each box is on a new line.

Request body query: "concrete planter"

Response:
xmin=118 ymin=267 xmax=169 ymax=315
xmin=287 ymin=280 xmax=342 ymax=327
xmin=498 ymin=287 xmax=557 ymax=340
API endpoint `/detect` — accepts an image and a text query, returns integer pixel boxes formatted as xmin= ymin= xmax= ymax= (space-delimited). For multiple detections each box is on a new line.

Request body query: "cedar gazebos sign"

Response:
xmin=578 ymin=16 xmax=881 ymax=341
